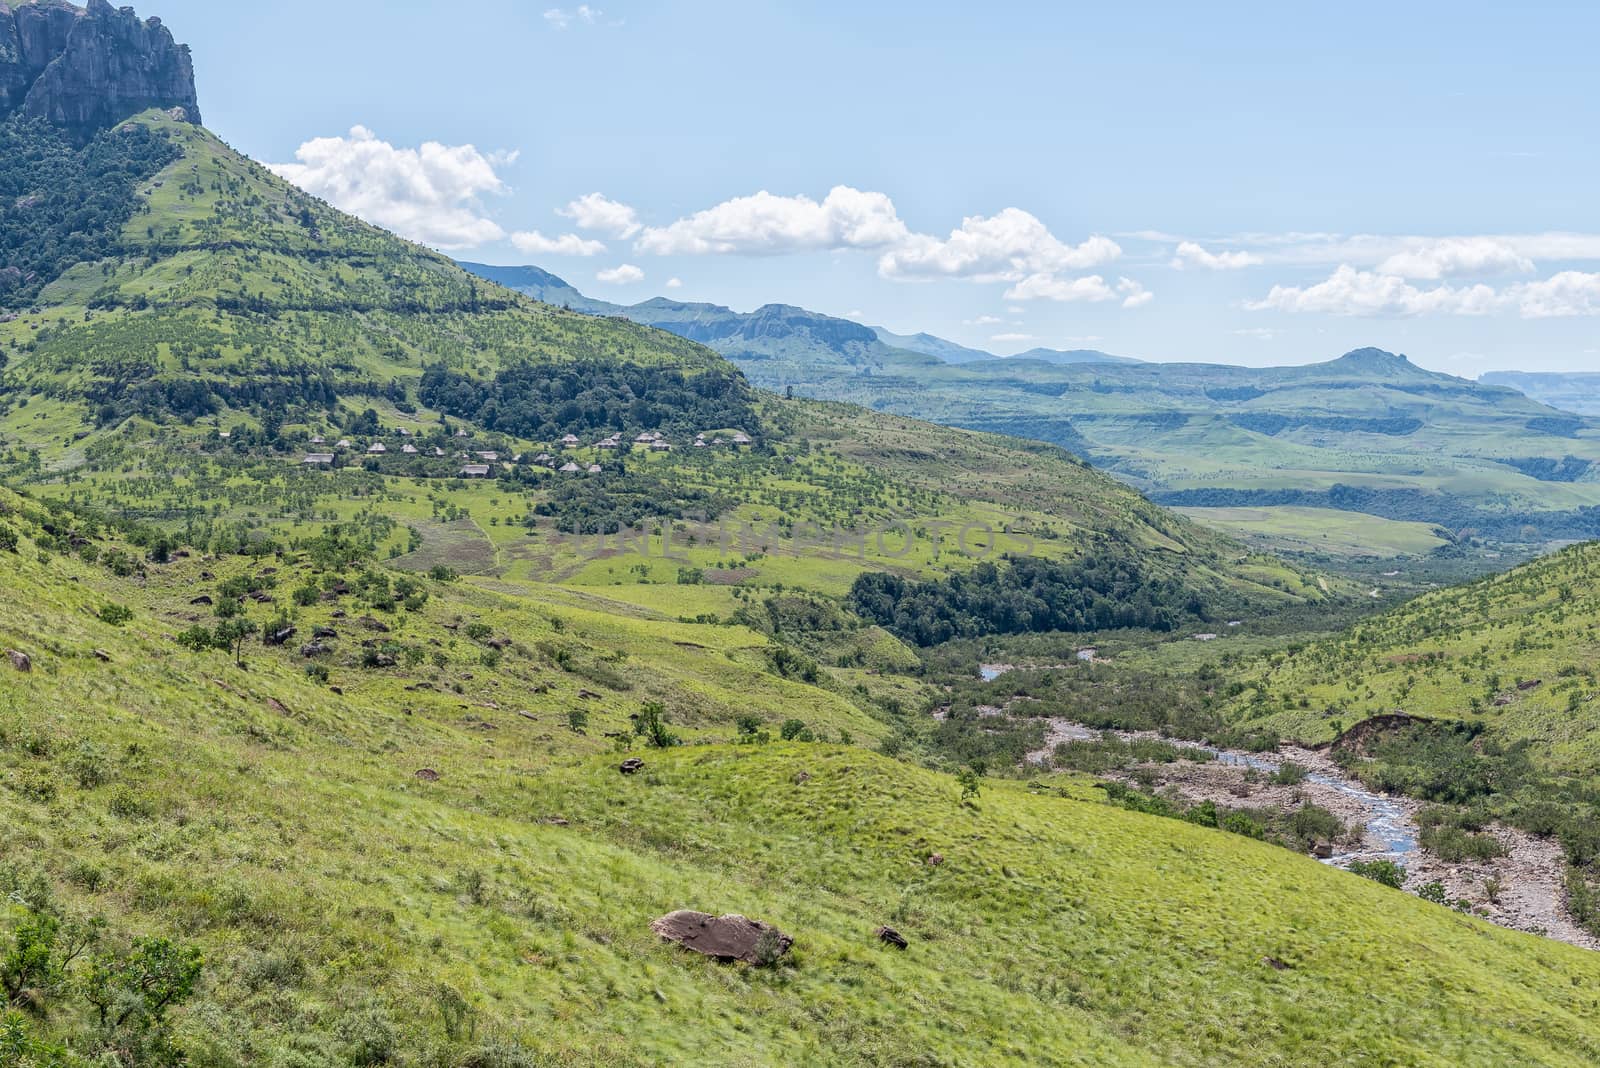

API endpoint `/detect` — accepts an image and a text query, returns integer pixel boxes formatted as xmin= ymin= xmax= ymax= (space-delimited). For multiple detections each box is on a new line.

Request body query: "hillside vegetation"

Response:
xmin=3 ymin=488 xmax=1600 ymax=1063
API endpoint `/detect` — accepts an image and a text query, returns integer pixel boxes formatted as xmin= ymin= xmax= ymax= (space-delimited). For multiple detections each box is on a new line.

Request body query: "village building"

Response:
xmin=367 ymin=442 xmax=387 ymax=454
xmin=587 ymin=463 xmax=603 ymax=474
xmin=401 ymin=443 xmax=418 ymax=454
xmin=459 ymin=464 xmax=492 ymax=478
xmin=302 ymin=453 xmax=334 ymax=466
xmin=561 ymin=434 xmax=581 ymax=448
xmin=336 ymin=439 xmax=352 ymax=450
xmin=476 ymin=451 xmax=499 ymax=462
xmin=560 ymin=461 xmax=582 ymax=473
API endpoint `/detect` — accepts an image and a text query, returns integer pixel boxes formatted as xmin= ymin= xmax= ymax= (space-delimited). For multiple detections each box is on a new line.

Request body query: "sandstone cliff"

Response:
xmin=0 ymin=0 xmax=200 ymax=132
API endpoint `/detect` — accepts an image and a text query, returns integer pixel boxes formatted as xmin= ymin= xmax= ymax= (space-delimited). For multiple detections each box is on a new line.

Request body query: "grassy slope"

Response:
xmin=1222 ymin=540 xmax=1600 ymax=765
xmin=3 ymin=501 xmax=1600 ymax=1064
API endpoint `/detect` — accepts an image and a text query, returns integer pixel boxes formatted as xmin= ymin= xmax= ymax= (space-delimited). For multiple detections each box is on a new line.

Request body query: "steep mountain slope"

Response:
xmin=2 ymin=488 xmax=1599 ymax=1063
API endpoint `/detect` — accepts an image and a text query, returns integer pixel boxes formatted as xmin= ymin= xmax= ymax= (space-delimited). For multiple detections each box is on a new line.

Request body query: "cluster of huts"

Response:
xmin=301 ymin=426 xmax=752 ymax=478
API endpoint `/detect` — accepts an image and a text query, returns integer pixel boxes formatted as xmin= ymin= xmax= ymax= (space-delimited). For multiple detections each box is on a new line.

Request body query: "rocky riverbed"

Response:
xmin=1029 ymin=719 xmax=1599 ymax=951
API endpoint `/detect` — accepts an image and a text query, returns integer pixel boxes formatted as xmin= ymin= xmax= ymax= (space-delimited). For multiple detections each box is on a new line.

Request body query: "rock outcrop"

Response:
xmin=649 ymin=911 xmax=793 ymax=965
xmin=0 ymin=0 xmax=200 ymax=133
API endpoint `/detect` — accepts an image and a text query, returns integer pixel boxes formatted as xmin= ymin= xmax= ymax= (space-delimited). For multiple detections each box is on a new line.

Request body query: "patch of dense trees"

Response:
xmin=0 ymin=117 xmax=180 ymax=309
xmin=418 ymin=359 xmax=760 ymax=442
xmin=1496 ymin=455 xmax=1593 ymax=483
xmin=1228 ymin=413 xmax=1424 ymax=437
xmin=530 ymin=466 xmax=734 ymax=534
xmin=850 ymin=553 xmax=1212 ymax=647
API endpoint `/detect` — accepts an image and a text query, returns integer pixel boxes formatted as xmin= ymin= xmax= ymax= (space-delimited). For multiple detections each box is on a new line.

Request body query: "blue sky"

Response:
xmin=151 ymin=0 xmax=1600 ymax=373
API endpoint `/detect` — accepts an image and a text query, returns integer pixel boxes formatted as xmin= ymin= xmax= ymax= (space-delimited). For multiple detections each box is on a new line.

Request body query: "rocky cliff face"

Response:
xmin=0 ymin=0 xmax=199 ymax=132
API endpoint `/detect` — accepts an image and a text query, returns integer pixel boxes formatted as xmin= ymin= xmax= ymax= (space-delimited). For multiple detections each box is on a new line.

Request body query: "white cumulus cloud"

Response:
xmin=1005 ymin=273 xmax=1152 ymax=308
xmin=665 ymin=277 xmax=684 ymax=289
xmin=991 ymin=332 xmax=1036 ymax=343
xmin=879 ymin=208 xmax=1121 ymax=281
xmin=635 ymin=186 xmax=910 ymax=256
xmin=510 ymin=230 xmax=607 ymax=256
xmin=1171 ymin=241 xmax=1262 ymax=270
xmin=1507 ymin=271 xmax=1600 ymax=317
xmin=269 ymin=125 xmax=512 ymax=250
xmin=560 ymin=192 xmax=642 ymax=239
xmin=1375 ymin=237 xmax=1534 ymax=280
xmin=596 ymin=264 xmax=645 ymax=285
xmin=1248 ymin=266 xmax=1501 ymax=317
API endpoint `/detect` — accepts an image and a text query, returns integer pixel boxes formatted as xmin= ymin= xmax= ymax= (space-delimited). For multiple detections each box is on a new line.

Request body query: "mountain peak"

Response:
xmin=1330 ymin=347 xmax=1411 ymax=369
xmin=0 ymin=0 xmax=200 ymax=133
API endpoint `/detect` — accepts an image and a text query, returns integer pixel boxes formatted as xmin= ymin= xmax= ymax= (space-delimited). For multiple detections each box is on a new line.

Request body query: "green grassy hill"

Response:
xmin=4 ymin=489 xmax=1600 ymax=1063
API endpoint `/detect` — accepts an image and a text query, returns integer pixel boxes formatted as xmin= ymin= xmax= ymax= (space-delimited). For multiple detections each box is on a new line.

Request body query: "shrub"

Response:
xmin=0 ymin=525 xmax=16 ymax=553
xmin=1271 ymin=762 xmax=1309 ymax=787
xmin=1221 ymin=812 xmax=1265 ymax=839
xmin=635 ymin=702 xmax=680 ymax=749
xmin=1349 ymin=859 xmax=1406 ymax=889
xmin=97 ymin=603 xmax=133 ymax=626
xmin=780 ymin=719 xmax=814 ymax=742
xmin=1418 ymin=881 xmax=1448 ymax=905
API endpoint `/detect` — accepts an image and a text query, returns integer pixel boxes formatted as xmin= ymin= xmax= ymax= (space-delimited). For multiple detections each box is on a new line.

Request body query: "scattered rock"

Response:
xmin=265 ymin=698 xmax=290 ymax=716
xmin=545 ymin=816 xmax=570 ymax=826
xmin=370 ymin=653 xmax=397 ymax=668
xmin=6 ymin=649 xmax=31 ymax=673
xmin=92 ymin=649 xmax=111 ymax=663
xmin=1518 ymin=679 xmax=1544 ymax=692
xmin=1262 ymin=956 xmax=1292 ymax=971
xmin=875 ymin=926 xmax=908 ymax=950
xmin=189 ymin=594 xmax=213 ymax=606
xmin=312 ymin=626 xmax=338 ymax=639
xmin=649 ymin=911 xmax=793 ymax=965
xmin=578 ymin=689 xmax=602 ymax=700
xmin=415 ymin=768 xmax=440 ymax=782
xmin=486 ymin=636 xmax=512 ymax=650
xmin=264 ymin=626 xmax=296 ymax=647
xmin=619 ymin=758 xmax=645 ymax=775
xmin=793 ymin=771 xmax=812 ymax=785
xmin=358 ymin=616 xmax=390 ymax=633
xmin=926 ymin=853 xmax=944 ymax=867
xmin=300 ymin=642 xmax=330 ymax=658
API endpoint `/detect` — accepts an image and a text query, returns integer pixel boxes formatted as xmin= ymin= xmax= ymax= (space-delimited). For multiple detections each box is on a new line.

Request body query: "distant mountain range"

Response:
xmin=462 ymin=263 xmax=1600 ymax=554
xmin=459 ymin=263 xmax=1137 ymax=376
xmin=1481 ymin=371 xmax=1600 ymax=416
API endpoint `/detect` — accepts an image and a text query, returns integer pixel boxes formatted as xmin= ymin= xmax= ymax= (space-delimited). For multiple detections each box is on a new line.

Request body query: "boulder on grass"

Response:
xmin=876 ymin=925 xmax=909 ymax=950
xmin=650 ymin=911 xmax=792 ymax=965
xmin=6 ymin=649 xmax=30 ymax=673
xmin=619 ymin=758 xmax=645 ymax=775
